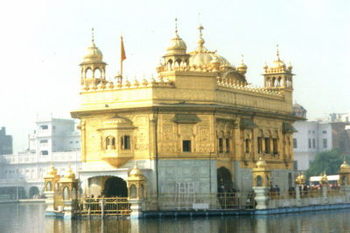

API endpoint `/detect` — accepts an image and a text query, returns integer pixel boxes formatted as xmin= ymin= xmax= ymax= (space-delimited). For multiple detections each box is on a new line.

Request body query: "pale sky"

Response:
xmin=0 ymin=0 xmax=349 ymax=152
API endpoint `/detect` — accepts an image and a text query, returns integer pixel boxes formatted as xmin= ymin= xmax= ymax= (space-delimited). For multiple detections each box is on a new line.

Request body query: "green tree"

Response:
xmin=305 ymin=150 xmax=350 ymax=178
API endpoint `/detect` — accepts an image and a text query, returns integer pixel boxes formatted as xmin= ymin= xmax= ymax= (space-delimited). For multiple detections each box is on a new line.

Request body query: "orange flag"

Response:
xmin=121 ymin=36 xmax=126 ymax=61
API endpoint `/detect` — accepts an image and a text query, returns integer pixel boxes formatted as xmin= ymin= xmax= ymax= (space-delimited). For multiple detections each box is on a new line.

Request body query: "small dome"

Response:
xmin=129 ymin=166 xmax=144 ymax=177
xmin=256 ymin=157 xmax=267 ymax=168
xmin=293 ymin=103 xmax=307 ymax=118
xmin=64 ymin=167 xmax=76 ymax=179
xmin=320 ymin=173 xmax=328 ymax=184
xmin=295 ymin=173 xmax=306 ymax=184
xmin=46 ymin=165 xmax=58 ymax=178
xmin=341 ymin=161 xmax=350 ymax=169
xmin=83 ymin=42 xmax=103 ymax=63
xmin=237 ymin=57 xmax=248 ymax=75
xmin=166 ymin=34 xmax=187 ymax=55
xmin=264 ymin=45 xmax=292 ymax=74
xmin=271 ymin=58 xmax=286 ymax=69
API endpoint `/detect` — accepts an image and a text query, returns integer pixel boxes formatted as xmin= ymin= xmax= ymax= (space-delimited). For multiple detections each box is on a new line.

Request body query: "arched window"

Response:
xmin=71 ymin=187 xmax=77 ymax=200
xmin=46 ymin=181 xmax=52 ymax=191
xmin=106 ymin=136 xmax=116 ymax=150
xmin=256 ymin=175 xmax=263 ymax=187
xmin=167 ymin=59 xmax=173 ymax=70
xmin=129 ymin=184 xmax=137 ymax=198
xmin=94 ymin=68 xmax=102 ymax=78
xmin=85 ymin=68 xmax=93 ymax=78
xmin=63 ymin=186 xmax=69 ymax=200
xmin=140 ymin=184 xmax=144 ymax=198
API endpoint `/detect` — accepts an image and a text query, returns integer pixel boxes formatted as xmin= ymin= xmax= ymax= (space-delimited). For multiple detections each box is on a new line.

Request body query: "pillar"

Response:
xmin=127 ymin=165 xmax=146 ymax=219
xmin=58 ymin=168 xmax=79 ymax=219
xmin=43 ymin=166 xmax=60 ymax=215
xmin=295 ymin=173 xmax=305 ymax=206
xmin=252 ymin=157 xmax=271 ymax=209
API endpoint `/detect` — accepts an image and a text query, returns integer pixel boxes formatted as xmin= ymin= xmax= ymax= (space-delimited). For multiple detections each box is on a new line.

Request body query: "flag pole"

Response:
xmin=120 ymin=35 xmax=126 ymax=82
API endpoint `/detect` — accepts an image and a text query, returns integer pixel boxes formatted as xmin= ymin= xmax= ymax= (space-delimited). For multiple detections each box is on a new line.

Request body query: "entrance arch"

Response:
xmin=29 ymin=186 xmax=40 ymax=198
xmin=217 ymin=167 xmax=234 ymax=193
xmin=102 ymin=176 xmax=128 ymax=197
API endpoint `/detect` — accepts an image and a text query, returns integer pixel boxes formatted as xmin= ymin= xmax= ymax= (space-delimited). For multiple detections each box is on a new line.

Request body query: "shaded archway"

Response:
xmin=29 ymin=186 xmax=40 ymax=198
xmin=102 ymin=177 xmax=128 ymax=197
xmin=217 ymin=167 xmax=234 ymax=193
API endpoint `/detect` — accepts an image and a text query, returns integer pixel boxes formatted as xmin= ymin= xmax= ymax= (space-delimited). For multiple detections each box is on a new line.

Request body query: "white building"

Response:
xmin=0 ymin=117 xmax=81 ymax=199
xmin=293 ymin=121 xmax=333 ymax=171
xmin=293 ymin=105 xmax=350 ymax=171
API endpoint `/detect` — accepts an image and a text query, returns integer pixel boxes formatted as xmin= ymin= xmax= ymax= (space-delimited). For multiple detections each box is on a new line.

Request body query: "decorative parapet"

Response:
xmin=81 ymin=77 xmax=174 ymax=92
xmin=217 ymin=79 xmax=282 ymax=97
xmin=157 ymin=62 xmax=233 ymax=73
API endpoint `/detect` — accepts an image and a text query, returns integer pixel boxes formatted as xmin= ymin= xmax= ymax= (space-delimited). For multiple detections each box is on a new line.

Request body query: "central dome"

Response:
xmin=189 ymin=51 xmax=232 ymax=67
xmin=189 ymin=25 xmax=232 ymax=68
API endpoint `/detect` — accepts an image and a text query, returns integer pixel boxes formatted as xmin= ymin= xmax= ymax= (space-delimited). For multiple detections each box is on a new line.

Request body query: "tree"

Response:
xmin=305 ymin=150 xmax=350 ymax=178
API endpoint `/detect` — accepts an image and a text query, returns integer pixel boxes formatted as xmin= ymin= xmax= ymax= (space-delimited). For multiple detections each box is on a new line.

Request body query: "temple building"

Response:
xmin=71 ymin=24 xmax=300 ymax=209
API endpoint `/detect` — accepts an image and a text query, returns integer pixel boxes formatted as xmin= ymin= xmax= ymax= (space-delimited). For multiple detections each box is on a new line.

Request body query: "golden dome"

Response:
xmin=189 ymin=25 xmax=232 ymax=68
xmin=45 ymin=165 xmax=58 ymax=178
xmin=264 ymin=45 xmax=292 ymax=74
xmin=129 ymin=166 xmax=144 ymax=177
xmin=64 ymin=167 xmax=76 ymax=179
xmin=83 ymin=42 xmax=103 ymax=63
xmin=236 ymin=55 xmax=248 ymax=75
xmin=82 ymin=29 xmax=104 ymax=64
xmin=256 ymin=157 xmax=267 ymax=168
xmin=340 ymin=160 xmax=350 ymax=169
xmin=166 ymin=34 xmax=187 ymax=55
xmin=320 ymin=173 xmax=328 ymax=184
xmin=165 ymin=19 xmax=187 ymax=55
xmin=295 ymin=173 xmax=306 ymax=184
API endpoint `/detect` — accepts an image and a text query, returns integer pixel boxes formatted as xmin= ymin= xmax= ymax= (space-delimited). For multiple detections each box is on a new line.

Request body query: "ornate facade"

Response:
xmin=71 ymin=24 xmax=299 ymax=208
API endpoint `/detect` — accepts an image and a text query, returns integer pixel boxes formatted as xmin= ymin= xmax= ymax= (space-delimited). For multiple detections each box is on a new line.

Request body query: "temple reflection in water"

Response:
xmin=44 ymin=210 xmax=350 ymax=233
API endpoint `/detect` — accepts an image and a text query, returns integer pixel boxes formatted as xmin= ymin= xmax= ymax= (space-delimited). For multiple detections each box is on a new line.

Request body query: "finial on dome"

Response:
xmin=237 ymin=54 xmax=248 ymax=75
xmin=197 ymin=24 xmax=206 ymax=50
xmin=198 ymin=25 xmax=204 ymax=39
xmin=91 ymin=28 xmax=95 ymax=45
xmin=276 ymin=44 xmax=280 ymax=60
xmin=175 ymin=18 xmax=178 ymax=36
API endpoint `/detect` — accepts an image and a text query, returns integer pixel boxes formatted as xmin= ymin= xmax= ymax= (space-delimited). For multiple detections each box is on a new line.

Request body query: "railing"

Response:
xmin=144 ymin=192 xmax=254 ymax=210
xmin=79 ymin=197 xmax=131 ymax=216
xmin=269 ymin=187 xmax=345 ymax=200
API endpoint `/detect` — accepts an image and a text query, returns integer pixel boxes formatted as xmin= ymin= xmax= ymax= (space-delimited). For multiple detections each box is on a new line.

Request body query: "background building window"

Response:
xmin=41 ymin=150 xmax=48 ymax=155
xmin=293 ymin=138 xmax=297 ymax=148
xmin=323 ymin=138 xmax=328 ymax=148
xmin=182 ymin=140 xmax=191 ymax=152
xmin=308 ymin=138 xmax=312 ymax=149
xmin=312 ymin=138 xmax=316 ymax=148
xmin=40 ymin=139 xmax=48 ymax=143
xmin=322 ymin=130 xmax=327 ymax=134
xmin=40 ymin=125 xmax=48 ymax=130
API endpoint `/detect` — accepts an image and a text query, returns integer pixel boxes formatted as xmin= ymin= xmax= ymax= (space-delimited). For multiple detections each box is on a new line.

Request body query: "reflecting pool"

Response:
xmin=0 ymin=203 xmax=350 ymax=233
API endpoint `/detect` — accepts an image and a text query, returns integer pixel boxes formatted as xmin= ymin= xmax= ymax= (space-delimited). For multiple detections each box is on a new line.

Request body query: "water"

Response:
xmin=1 ymin=203 xmax=350 ymax=233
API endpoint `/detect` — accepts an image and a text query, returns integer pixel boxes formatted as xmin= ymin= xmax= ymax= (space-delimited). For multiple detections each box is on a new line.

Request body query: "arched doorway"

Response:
xmin=102 ymin=177 xmax=128 ymax=197
xmin=217 ymin=167 xmax=234 ymax=193
xmin=217 ymin=167 xmax=236 ymax=209
xmin=29 ymin=186 xmax=40 ymax=198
